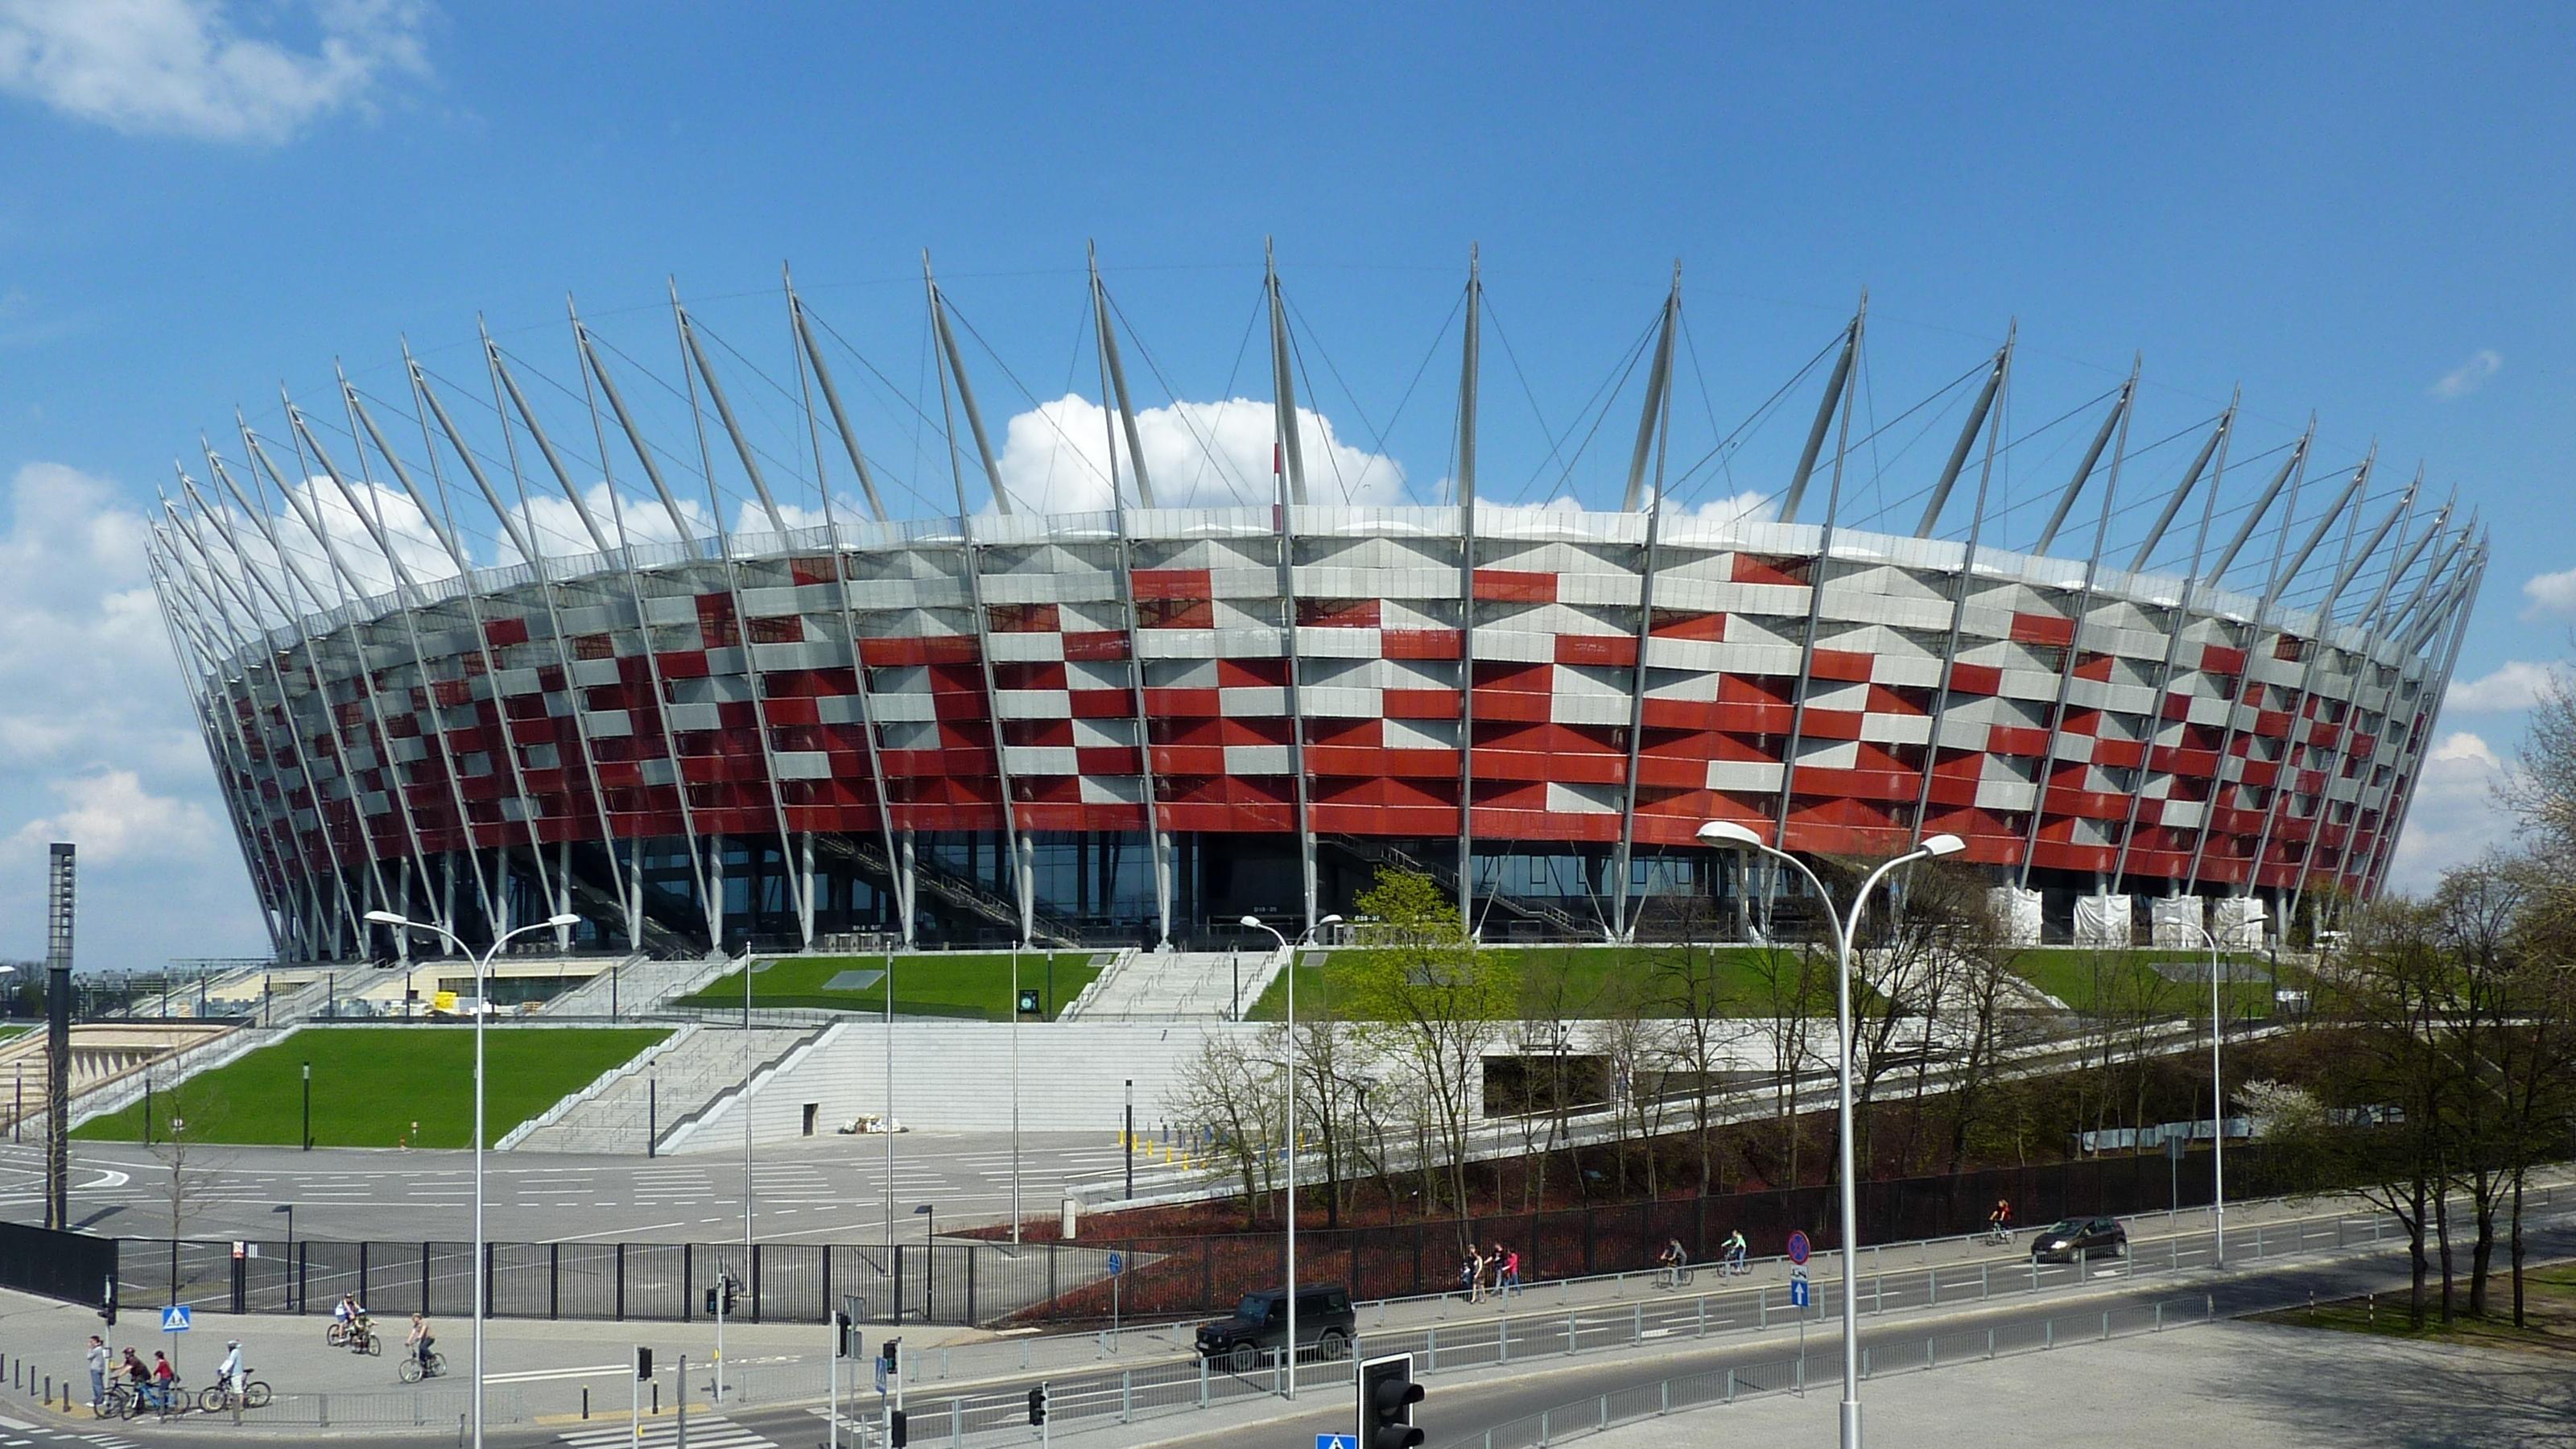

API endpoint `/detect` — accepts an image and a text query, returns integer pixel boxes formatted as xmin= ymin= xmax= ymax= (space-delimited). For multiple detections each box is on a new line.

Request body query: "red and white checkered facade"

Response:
xmin=163 ymin=496 xmax=2470 ymax=960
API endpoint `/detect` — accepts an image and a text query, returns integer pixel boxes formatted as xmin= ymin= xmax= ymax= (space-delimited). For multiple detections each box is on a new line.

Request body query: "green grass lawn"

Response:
xmin=1246 ymin=943 xmax=1825 ymax=1022
xmin=674 ymin=952 xmax=1104 ymax=1022
xmin=71 ymin=1026 xmax=669 ymax=1149
xmin=2249 ymin=1261 xmax=2576 ymax=1348
xmin=2009 ymin=948 xmax=2285 ymax=1018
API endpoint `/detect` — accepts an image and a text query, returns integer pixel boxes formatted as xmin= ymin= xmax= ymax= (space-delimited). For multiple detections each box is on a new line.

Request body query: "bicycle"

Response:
xmin=199 ymin=1377 xmax=271 ymax=1413
xmin=398 ymin=1350 xmax=447 ymax=1385
xmin=1719 ymin=1249 xmax=1752 ymax=1278
xmin=1655 ymin=1261 xmax=1695 ymax=1290
xmin=1982 ymin=1223 xmax=2014 ymax=1246
xmin=341 ymin=1323 xmax=382 ymax=1356
xmin=97 ymin=1383 xmax=136 ymax=1419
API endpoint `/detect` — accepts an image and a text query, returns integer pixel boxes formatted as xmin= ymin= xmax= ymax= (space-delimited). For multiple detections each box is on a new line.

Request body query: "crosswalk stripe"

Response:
xmin=557 ymin=1414 xmax=775 ymax=1449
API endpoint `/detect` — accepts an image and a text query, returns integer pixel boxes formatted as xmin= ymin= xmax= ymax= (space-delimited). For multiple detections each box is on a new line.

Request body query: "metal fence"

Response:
xmin=111 ymin=1236 xmax=1118 ymax=1327
xmin=0 ymin=1220 xmax=114 ymax=1312
xmin=1021 ymin=1143 xmax=2309 ymax=1323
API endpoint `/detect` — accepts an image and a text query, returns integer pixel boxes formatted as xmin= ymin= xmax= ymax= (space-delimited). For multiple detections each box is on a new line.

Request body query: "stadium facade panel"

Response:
xmin=162 ymin=501 xmax=2468 ymax=960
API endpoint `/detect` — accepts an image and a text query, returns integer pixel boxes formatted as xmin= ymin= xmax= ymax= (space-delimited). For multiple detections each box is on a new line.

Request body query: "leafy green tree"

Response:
xmin=1328 ymin=869 xmax=1517 ymax=1216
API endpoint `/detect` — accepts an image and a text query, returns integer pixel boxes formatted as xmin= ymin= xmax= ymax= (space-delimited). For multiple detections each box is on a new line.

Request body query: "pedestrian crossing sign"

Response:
xmin=160 ymin=1306 xmax=191 ymax=1331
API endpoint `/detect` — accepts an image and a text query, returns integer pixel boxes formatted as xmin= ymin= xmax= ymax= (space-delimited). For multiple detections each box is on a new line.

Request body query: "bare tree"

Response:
xmin=1163 ymin=1028 xmax=1284 ymax=1228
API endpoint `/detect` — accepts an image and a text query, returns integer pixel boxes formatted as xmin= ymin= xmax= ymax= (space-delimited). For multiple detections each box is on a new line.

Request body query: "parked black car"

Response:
xmin=2029 ymin=1216 xmax=2128 ymax=1264
xmin=1194 ymin=1286 xmax=1356 ymax=1371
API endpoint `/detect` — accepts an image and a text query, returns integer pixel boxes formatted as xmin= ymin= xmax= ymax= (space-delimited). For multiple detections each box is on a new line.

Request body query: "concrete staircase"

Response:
xmin=1067 ymin=949 xmax=1285 ymax=1020
xmin=507 ymin=1022 xmax=819 ymax=1154
xmin=537 ymin=952 xmax=726 ymax=1018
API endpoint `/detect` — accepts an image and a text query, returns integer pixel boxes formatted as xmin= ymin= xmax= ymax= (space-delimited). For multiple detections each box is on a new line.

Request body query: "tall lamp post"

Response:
xmin=1241 ymin=911 xmax=1341 ymax=1402
xmin=1695 ymin=821 xmax=1962 ymax=1449
xmin=365 ymin=909 xmax=579 ymax=1449
xmin=2191 ymin=904 xmax=2265 ymax=1266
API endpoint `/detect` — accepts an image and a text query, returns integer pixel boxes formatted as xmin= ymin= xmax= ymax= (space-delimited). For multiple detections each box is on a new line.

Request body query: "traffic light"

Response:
xmin=834 ymin=1310 xmax=859 ymax=1360
xmin=888 ymin=1409 xmax=909 ymax=1447
xmin=1359 ymin=1352 xmax=1423 ymax=1449
xmin=635 ymin=1347 xmax=652 ymax=1380
xmin=881 ymin=1337 xmax=901 ymax=1377
xmin=722 ymin=1278 xmax=738 ymax=1315
xmin=1027 ymin=1384 xmax=1050 ymax=1426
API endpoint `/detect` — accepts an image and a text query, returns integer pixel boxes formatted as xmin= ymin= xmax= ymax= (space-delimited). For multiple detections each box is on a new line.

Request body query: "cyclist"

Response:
xmin=332 ymin=1294 xmax=358 ymax=1332
xmin=217 ymin=1340 xmax=245 ymax=1401
xmin=1988 ymin=1199 xmax=2013 ymax=1243
xmin=407 ymin=1313 xmax=435 ymax=1376
xmin=1723 ymin=1228 xmax=1750 ymax=1276
xmin=1656 ymin=1236 xmax=1689 ymax=1287
xmin=150 ymin=1352 xmax=177 ymax=1412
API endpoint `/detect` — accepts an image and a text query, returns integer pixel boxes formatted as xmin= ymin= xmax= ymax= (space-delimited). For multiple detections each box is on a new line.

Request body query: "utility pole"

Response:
xmin=44 ymin=843 xmax=75 ymax=1231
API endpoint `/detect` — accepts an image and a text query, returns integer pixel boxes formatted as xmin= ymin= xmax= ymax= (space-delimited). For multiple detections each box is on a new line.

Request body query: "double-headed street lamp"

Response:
xmin=364 ymin=909 xmax=579 ymax=1449
xmin=2190 ymin=903 xmax=2266 ymax=1266
xmin=1695 ymin=820 xmax=1962 ymax=1449
xmin=1240 ymin=911 xmax=1341 ymax=1402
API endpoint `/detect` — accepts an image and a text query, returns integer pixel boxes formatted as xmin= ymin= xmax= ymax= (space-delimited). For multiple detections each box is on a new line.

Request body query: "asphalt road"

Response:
xmin=1136 ymin=1214 xmax=2576 ymax=1449
xmin=0 ymin=1133 xmax=1131 ymax=1245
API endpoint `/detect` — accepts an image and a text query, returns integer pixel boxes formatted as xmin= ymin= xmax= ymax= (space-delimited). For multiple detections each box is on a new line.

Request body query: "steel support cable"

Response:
xmin=1536 ymin=315 xmax=1662 ymax=506
xmin=1474 ymin=295 xmax=1571 ymax=498
xmin=1658 ymin=327 xmax=1844 ymax=513
xmin=939 ymin=295 xmax=1122 ymax=509
xmin=1978 ymin=411 xmax=2210 ymax=544
xmin=1096 ymin=282 xmax=1270 ymax=506
xmin=1842 ymin=378 xmax=1982 ymax=535
xmin=1286 ymin=287 xmax=1464 ymax=500
xmin=587 ymin=328 xmax=766 ymax=537
xmin=2132 ymin=436 xmax=2300 ymax=578
xmin=386 ymin=365 xmax=605 ymax=562
xmin=782 ymin=299 xmax=975 ymax=517
xmin=1282 ymin=324 xmax=1363 ymax=504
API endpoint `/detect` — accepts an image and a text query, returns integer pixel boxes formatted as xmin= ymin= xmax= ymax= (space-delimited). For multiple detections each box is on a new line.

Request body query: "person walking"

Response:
xmin=1467 ymin=1245 xmax=1489 ymax=1304
xmin=85 ymin=1335 xmax=105 ymax=1411
xmin=1498 ymin=1243 xmax=1522 ymax=1299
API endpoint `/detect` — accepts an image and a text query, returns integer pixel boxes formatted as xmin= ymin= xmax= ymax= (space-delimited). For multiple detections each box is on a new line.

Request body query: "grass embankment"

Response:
xmin=674 ymin=952 xmax=1104 ymax=1022
xmin=1245 ymin=943 xmax=1818 ymax=1022
xmin=2008 ymin=947 xmax=2287 ymax=1018
xmin=2251 ymin=1261 xmax=2576 ymax=1352
xmin=70 ymin=1026 xmax=670 ymax=1149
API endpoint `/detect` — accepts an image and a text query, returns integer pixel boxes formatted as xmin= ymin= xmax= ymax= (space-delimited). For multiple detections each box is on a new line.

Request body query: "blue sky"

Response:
xmin=1 ymin=2 xmax=2567 ymax=968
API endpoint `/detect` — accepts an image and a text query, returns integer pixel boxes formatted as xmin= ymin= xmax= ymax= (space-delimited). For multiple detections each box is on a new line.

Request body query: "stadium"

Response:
xmin=147 ymin=261 xmax=2485 ymax=964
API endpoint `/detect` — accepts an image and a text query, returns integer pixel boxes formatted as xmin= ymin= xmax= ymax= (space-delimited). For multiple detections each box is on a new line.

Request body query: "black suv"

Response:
xmin=2029 ymin=1216 xmax=2128 ymax=1264
xmin=1194 ymin=1286 xmax=1356 ymax=1371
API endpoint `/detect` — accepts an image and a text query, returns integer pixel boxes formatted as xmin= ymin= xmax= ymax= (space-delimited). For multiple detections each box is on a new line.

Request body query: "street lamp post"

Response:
xmin=301 ymin=1061 xmax=312 ymax=1152
xmin=1695 ymin=821 xmax=1963 ymax=1449
xmin=2192 ymin=905 xmax=2266 ymax=1266
xmin=1241 ymin=911 xmax=1342 ymax=1402
xmin=365 ymin=908 xmax=579 ymax=1449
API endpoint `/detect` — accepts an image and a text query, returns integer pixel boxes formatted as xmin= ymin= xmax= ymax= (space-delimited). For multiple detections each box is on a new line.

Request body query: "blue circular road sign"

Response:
xmin=1786 ymin=1231 xmax=1810 ymax=1265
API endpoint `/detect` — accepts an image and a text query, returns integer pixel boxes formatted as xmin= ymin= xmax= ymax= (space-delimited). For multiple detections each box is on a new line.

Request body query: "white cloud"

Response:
xmin=0 ymin=462 xmax=263 ymax=966
xmin=6 ymin=769 xmax=216 ymax=865
xmin=0 ymin=0 xmax=427 ymax=144
xmin=2429 ymin=349 xmax=2502 ymax=400
xmin=2445 ymin=659 xmax=2560 ymax=713
xmin=992 ymin=394 xmax=1404 ymax=514
xmin=2382 ymin=731 xmax=2512 ymax=892
xmin=2520 ymin=566 xmax=2576 ymax=620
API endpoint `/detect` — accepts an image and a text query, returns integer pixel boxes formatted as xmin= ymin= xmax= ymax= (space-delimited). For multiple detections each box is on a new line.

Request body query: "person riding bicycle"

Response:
xmin=1988 ymin=1199 xmax=2013 ymax=1240
xmin=150 ymin=1352 xmax=176 ymax=1411
xmin=1723 ymin=1228 xmax=1749 ymax=1274
xmin=1657 ymin=1237 xmax=1688 ymax=1283
xmin=119 ymin=1348 xmax=147 ymax=1408
xmin=333 ymin=1294 xmax=358 ymax=1330
xmin=407 ymin=1313 xmax=435 ymax=1374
